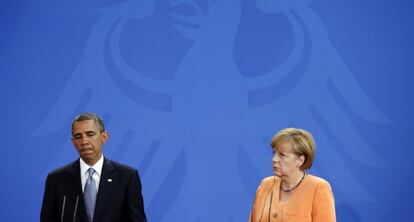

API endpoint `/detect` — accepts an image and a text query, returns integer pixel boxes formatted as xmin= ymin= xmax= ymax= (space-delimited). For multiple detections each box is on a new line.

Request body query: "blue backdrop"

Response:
xmin=0 ymin=0 xmax=413 ymax=221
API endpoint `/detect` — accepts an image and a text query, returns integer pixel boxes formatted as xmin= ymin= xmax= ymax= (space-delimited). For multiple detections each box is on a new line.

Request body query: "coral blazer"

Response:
xmin=250 ymin=174 xmax=336 ymax=222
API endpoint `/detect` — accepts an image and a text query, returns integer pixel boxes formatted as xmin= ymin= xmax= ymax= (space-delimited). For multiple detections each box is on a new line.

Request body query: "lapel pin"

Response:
xmin=107 ymin=178 xmax=112 ymax=182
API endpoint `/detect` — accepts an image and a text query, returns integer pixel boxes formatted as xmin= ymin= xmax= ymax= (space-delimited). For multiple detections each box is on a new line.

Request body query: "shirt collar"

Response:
xmin=79 ymin=154 xmax=104 ymax=177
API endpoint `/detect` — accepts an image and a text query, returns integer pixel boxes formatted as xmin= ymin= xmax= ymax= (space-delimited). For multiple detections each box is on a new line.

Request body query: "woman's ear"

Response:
xmin=297 ymin=155 xmax=305 ymax=167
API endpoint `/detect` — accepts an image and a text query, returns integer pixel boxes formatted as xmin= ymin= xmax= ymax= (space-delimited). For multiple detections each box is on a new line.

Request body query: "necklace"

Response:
xmin=280 ymin=172 xmax=306 ymax=192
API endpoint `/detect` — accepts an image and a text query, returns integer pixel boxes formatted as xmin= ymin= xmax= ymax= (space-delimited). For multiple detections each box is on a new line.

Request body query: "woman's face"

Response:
xmin=272 ymin=141 xmax=304 ymax=177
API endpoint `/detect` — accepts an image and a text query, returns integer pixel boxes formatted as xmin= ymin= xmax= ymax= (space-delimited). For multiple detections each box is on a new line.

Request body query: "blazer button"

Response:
xmin=273 ymin=213 xmax=278 ymax=218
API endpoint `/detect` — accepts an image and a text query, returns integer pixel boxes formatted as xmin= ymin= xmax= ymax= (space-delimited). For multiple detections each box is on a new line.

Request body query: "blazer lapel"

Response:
xmin=68 ymin=160 xmax=88 ymax=222
xmin=93 ymin=159 xmax=116 ymax=222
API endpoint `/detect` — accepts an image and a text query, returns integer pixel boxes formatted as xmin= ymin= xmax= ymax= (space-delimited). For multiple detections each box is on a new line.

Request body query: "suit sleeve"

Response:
xmin=125 ymin=170 xmax=147 ymax=222
xmin=312 ymin=180 xmax=336 ymax=222
xmin=40 ymin=173 xmax=58 ymax=222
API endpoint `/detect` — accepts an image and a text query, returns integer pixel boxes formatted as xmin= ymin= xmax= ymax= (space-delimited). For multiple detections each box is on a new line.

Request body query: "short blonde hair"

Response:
xmin=271 ymin=128 xmax=316 ymax=170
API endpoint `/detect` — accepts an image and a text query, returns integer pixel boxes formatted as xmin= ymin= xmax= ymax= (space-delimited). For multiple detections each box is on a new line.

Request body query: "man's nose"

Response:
xmin=80 ymin=136 xmax=90 ymax=145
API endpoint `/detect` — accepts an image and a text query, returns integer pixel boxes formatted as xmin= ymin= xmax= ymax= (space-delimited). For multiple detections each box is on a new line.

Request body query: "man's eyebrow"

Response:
xmin=72 ymin=130 xmax=96 ymax=136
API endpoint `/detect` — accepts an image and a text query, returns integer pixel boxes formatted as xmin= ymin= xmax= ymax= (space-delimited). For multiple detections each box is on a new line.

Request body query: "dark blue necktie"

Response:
xmin=84 ymin=168 xmax=97 ymax=222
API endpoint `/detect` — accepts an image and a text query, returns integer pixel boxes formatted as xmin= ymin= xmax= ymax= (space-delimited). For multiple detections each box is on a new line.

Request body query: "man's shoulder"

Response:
xmin=105 ymin=159 xmax=137 ymax=173
xmin=47 ymin=160 xmax=79 ymax=178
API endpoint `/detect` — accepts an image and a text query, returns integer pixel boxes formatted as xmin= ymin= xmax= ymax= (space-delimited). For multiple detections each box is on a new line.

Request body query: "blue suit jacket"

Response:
xmin=40 ymin=158 xmax=146 ymax=222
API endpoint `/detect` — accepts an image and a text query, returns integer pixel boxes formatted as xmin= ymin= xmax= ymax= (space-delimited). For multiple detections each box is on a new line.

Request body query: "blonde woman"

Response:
xmin=249 ymin=128 xmax=336 ymax=222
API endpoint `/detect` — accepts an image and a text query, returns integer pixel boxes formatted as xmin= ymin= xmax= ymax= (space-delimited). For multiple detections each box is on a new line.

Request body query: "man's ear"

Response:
xmin=102 ymin=131 xmax=109 ymax=144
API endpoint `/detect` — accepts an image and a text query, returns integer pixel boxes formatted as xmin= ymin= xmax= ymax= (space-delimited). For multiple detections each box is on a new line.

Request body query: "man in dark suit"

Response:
xmin=41 ymin=112 xmax=147 ymax=222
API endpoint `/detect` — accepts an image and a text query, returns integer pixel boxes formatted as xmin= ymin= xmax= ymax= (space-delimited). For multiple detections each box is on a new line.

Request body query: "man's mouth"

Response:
xmin=80 ymin=148 xmax=94 ymax=154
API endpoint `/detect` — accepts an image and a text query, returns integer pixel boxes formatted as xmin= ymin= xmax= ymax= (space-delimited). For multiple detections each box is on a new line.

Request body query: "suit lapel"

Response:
xmin=68 ymin=160 xmax=88 ymax=222
xmin=93 ymin=158 xmax=116 ymax=222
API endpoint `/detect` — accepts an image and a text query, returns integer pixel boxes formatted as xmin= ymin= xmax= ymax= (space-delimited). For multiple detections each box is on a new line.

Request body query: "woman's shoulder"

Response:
xmin=305 ymin=174 xmax=333 ymax=189
xmin=261 ymin=175 xmax=280 ymax=183
xmin=258 ymin=176 xmax=280 ymax=187
xmin=255 ymin=176 xmax=280 ymax=192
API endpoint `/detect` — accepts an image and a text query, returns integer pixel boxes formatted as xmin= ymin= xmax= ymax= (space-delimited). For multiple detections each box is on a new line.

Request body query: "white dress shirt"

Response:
xmin=80 ymin=155 xmax=104 ymax=192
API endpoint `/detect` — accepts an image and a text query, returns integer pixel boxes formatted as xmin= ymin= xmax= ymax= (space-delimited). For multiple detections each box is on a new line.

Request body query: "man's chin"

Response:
xmin=80 ymin=150 xmax=94 ymax=156
xmin=80 ymin=154 xmax=95 ymax=162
